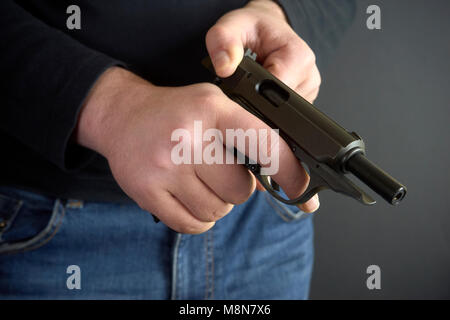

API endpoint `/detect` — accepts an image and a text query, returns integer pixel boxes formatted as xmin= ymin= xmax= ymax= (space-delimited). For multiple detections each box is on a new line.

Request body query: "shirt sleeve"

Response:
xmin=0 ymin=1 xmax=125 ymax=172
xmin=275 ymin=0 xmax=357 ymax=70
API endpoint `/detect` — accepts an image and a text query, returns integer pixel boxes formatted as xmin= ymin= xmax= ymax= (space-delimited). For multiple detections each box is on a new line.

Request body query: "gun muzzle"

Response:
xmin=345 ymin=153 xmax=407 ymax=205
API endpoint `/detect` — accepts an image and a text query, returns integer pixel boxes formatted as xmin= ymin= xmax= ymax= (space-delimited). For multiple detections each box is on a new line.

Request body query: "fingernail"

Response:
xmin=312 ymin=194 xmax=320 ymax=211
xmin=297 ymin=194 xmax=320 ymax=213
xmin=212 ymin=51 xmax=230 ymax=73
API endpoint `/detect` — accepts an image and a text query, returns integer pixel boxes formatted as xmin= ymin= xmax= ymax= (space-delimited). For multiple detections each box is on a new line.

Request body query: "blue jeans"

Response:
xmin=0 ymin=185 xmax=313 ymax=299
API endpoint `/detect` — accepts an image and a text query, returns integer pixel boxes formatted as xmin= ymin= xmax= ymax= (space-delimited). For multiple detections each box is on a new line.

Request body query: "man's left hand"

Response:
xmin=206 ymin=0 xmax=321 ymax=103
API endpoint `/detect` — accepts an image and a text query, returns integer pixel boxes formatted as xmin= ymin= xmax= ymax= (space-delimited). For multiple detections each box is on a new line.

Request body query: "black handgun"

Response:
xmin=202 ymin=50 xmax=406 ymax=206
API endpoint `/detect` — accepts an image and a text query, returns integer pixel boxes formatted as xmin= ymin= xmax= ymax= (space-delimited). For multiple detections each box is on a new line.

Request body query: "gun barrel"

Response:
xmin=346 ymin=153 xmax=406 ymax=205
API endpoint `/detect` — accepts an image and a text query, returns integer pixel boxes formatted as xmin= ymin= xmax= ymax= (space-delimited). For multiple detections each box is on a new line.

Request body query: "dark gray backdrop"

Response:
xmin=309 ymin=0 xmax=450 ymax=299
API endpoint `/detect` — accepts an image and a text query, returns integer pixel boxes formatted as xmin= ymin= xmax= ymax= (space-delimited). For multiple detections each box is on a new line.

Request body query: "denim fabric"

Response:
xmin=0 ymin=186 xmax=313 ymax=299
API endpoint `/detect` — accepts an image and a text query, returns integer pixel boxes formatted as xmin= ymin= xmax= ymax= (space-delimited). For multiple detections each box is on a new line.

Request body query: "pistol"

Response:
xmin=202 ymin=50 xmax=407 ymax=206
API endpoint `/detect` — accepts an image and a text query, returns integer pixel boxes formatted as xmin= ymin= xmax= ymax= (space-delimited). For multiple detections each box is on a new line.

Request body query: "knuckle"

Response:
xmin=302 ymin=50 xmax=315 ymax=67
xmin=295 ymin=40 xmax=316 ymax=66
xmin=312 ymin=87 xmax=320 ymax=99
xmin=267 ymin=61 xmax=290 ymax=83
xmin=235 ymin=190 xmax=253 ymax=204
xmin=315 ymin=70 xmax=322 ymax=86
xmin=138 ymin=201 xmax=156 ymax=217
xmin=308 ymin=49 xmax=317 ymax=65
xmin=228 ymin=178 xmax=255 ymax=204
xmin=309 ymin=91 xmax=318 ymax=103
xmin=196 ymin=202 xmax=233 ymax=222
xmin=198 ymin=82 xmax=221 ymax=94
xmin=206 ymin=24 xmax=229 ymax=45
xmin=212 ymin=203 xmax=234 ymax=219
xmin=151 ymin=153 xmax=175 ymax=171
xmin=269 ymin=62 xmax=285 ymax=76
xmin=135 ymin=182 xmax=155 ymax=207
xmin=196 ymin=88 xmax=222 ymax=109
xmin=178 ymin=222 xmax=214 ymax=235
xmin=137 ymin=201 xmax=149 ymax=213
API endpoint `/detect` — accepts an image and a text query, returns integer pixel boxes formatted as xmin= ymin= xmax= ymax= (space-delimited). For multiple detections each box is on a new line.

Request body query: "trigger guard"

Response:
xmin=257 ymin=175 xmax=323 ymax=206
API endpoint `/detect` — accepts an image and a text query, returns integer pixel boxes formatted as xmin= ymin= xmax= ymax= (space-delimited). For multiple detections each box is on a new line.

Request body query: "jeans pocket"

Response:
xmin=263 ymin=192 xmax=313 ymax=222
xmin=0 ymin=187 xmax=65 ymax=255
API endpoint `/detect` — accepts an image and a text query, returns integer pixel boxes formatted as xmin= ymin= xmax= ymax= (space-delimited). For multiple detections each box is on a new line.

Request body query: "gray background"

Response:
xmin=310 ymin=0 xmax=450 ymax=299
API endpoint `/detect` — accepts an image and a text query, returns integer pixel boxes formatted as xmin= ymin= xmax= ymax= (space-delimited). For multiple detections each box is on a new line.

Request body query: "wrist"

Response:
xmin=75 ymin=67 xmax=153 ymax=158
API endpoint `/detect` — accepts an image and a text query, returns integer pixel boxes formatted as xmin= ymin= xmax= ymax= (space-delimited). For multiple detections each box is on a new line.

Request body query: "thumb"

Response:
xmin=206 ymin=21 xmax=248 ymax=78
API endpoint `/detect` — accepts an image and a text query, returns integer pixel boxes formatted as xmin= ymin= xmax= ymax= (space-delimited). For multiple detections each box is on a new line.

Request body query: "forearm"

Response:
xmin=0 ymin=0 xmax=124 ymax=171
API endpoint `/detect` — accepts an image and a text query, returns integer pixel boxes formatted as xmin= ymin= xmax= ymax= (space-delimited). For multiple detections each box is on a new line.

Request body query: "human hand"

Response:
xmin=206 ymin=0 xmax=321 ymax=203
xmin=76 ymin=67 xmax=317 ymax=234
xmin=206 ymin=0 xmax=321 ymax=103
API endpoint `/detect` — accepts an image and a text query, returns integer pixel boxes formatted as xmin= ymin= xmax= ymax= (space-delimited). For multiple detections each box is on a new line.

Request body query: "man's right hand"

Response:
xmin=75 ymin=67 xmax=318 ymax=234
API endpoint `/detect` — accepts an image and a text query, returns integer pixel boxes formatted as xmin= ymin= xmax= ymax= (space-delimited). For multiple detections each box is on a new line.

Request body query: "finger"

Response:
xmin=216 ymin=98 xmax=310 ymax=202
xmin=148 ymin=191 xmax=215 ymax=234
xmin=171 ymin=173 xmax=234 ymax=222
xmin=263 ymin=37 xmax=316 ymax=89
xmin=298 ymin=193 xmax=320 ymax=213
xmin=205 ymin=14 xmax=255 ymax=77
xmin=295 ymin=64 xmax=321 ymax=102
xmin=295 ymin=83 xmax=320 ymax=104
xmin=255 ymin=179 xmax=266 ymax=191
xmin=195 ymin=148 xmax=256 ymax=204
xmin=300 ymin=87 xmax=320 ymax=104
